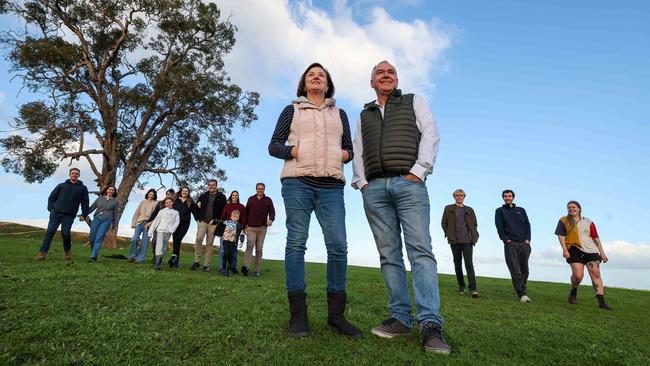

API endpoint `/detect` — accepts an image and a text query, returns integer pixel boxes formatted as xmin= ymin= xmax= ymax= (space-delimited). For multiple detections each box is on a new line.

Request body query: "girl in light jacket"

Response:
xmin=149 ymin=197 xmax=180 ymax=270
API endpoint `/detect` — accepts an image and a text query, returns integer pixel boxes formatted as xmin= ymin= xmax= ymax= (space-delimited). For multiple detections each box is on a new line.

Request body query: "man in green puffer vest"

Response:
xmin=351 ymin=61 xmax=449 ymax=355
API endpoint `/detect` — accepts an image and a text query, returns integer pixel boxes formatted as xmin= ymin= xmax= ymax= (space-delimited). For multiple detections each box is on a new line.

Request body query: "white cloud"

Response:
xmin=216 ymin=0 xmax=454 ymax=105
xmin=601 ymin=240 xmax=650 ymax=270
xmin=530 ymin=240 xmax=650 ymax=270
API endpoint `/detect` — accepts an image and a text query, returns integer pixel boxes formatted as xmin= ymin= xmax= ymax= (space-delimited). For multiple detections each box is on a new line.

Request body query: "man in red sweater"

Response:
xmin=242 ymin=183 xmax=275 ymax=277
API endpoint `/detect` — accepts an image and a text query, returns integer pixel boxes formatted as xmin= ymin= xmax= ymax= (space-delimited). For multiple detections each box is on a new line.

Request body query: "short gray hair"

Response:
xmin=453 ymin=189 xmax=466 ymax=197
xmin=371 ymin=60 xmax=397 ymax=80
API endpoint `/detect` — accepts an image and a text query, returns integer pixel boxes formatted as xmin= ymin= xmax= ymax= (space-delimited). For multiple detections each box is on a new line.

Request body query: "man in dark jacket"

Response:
xmin=494 ymin=189 xmax=532 ymax=303
xmin=35 ymin=168 xmax=89 ymax=261
xmin=441 ymin=189 xmax=479 ymax=298
xmin=191 ymin=179 xmax=226 ymax=271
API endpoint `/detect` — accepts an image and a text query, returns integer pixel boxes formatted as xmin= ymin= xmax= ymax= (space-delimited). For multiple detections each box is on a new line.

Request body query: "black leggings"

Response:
xmin=172 ymin=221 xmax=190 ymax=256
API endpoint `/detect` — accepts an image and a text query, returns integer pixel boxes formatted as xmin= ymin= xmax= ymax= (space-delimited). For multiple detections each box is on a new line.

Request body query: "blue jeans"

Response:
xmin=219 ymin=237 xmax=224 ymax=269
xmin=361 ymin=176 xmax=443 ymax=328
xmin=90 ymin=216 xmax=112 ymax=259
xmin=282 ymin=178 xmax=348 ymax=292
xmin=129 ymin=221 xmax=150 ymax=263
xmin=220 ymin=238 xmax=239 ymax=271
xmin=39 ymin=211 xmax=75 ymax=253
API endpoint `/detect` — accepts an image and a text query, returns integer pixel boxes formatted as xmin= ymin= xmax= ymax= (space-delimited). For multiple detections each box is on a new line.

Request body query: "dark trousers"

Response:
xmin=150 ymin=229 xmax=157 ymax=256
xmin=222 ymin=240 xmax=237 ymax=271
xmin=450 ymin=243 xmax=476 ymax=291
xmin=504 ymin=241 xmax=531 ymax=297
xmin=39 ymin=212 xmax=75 ymax=253
xmin=172 ymin=221 xmax=190 ymax=256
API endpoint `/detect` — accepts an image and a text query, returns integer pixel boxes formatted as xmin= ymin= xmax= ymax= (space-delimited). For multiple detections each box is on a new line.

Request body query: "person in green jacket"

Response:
xmin=441 ymin=189 xmax=479 ymax=298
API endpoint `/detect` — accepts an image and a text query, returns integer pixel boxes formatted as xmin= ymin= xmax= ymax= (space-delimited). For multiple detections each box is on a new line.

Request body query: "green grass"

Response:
xmin=1 ymin=222 xmax=649 ymax=365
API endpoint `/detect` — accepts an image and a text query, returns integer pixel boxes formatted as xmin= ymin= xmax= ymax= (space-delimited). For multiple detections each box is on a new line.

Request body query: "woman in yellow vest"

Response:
xmin=555 ymin=200 xmax=612 ymax=309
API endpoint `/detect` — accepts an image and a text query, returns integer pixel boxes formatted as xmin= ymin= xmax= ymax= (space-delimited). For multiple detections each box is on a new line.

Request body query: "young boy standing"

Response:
xmin=215 ymin=210 xmax=244 ymax=276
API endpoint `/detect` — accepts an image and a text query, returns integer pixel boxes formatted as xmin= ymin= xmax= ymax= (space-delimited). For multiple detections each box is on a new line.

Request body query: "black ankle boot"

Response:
xmin=327 ymin=291 xmax=363 ymax=339
xmin=288 ymin=291 xmax=309 ymax=338
xmin=596 ymin=294 xmax=613 ymax=310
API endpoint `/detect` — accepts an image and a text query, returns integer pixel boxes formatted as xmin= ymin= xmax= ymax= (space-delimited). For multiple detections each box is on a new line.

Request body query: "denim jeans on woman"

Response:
xmin=361 ymin=176 xmax=444 ymax=328
xmin=90 ymin=216 xmax=113 ymax=259
xmin=282 ymin=178 xmax=348 ymax=292
xmin=129 ymin=221 xmax=150 ymax=262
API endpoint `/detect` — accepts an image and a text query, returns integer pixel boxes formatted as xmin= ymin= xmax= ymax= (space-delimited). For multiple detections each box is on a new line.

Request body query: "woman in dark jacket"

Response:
xmin=168 ymin=186 xmax=194 ymax=268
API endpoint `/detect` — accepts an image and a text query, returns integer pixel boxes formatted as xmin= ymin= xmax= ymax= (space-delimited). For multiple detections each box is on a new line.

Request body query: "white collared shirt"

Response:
xmin=351 ymin=94 xmax=440 ymax=189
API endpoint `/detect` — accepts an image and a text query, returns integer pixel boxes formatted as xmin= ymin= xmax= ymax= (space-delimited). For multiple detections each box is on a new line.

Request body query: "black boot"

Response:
xmin=327 ymin=291 xmax=363 ymax=339
xmin=596 ymin=294 xmax=613 ymax=310
xmin=288 ymin=291 xmax=309 ymax=338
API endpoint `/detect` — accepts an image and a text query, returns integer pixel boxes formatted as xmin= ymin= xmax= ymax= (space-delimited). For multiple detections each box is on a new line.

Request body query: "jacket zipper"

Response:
xmin=378 ymin=105 xmax=386 ymax=177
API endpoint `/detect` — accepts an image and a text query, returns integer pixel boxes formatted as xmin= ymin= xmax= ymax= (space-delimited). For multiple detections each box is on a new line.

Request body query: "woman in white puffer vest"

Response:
xmin=269 ymin=62 xmax=362 ymax=339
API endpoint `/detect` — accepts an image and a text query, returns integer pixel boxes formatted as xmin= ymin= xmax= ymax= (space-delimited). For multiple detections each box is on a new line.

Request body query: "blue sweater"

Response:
xmin=47 ymin=179 xmax=90 ymax=216
xmin=494 ymin=204 xmax=531 ymax=243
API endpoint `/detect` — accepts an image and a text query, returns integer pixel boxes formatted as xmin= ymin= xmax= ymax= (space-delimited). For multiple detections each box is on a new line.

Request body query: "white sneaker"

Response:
xmin=520 ymin=295 xmax=531 ymax=303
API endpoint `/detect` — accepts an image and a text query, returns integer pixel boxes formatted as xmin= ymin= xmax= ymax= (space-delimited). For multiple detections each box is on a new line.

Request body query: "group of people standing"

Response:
xmin=133 ymin=181 xmax=275 ymax=275
xmin=268 ymin=60 xmax=612 ymax=356
xmin=34 ymin=60 xmax=612 ymax=357
xmin=35 ymin=171 xmax=276 ymax=276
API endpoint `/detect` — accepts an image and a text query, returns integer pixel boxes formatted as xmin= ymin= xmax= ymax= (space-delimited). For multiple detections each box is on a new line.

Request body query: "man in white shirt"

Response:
xmin=351 ymin=60 xmax=449 ymax=355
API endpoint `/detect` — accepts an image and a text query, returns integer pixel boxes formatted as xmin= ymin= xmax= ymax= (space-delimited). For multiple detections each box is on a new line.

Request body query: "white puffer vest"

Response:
xmin=280 ymin=97 xmax=345 ymax=182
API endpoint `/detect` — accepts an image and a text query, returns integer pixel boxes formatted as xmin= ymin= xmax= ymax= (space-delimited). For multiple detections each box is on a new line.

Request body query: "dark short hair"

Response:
xmin=296 ymin=62 xmax=335 ymax=99
xmin=101 ymin=185 xmax=118 ymax=197
xmin=502 ymin=189 xmax=515 ymax=198
xmin=208 ymin=179 xmax=218 ymax=185
xmin=69 ymin=168 xmax=80 ymax=173
xmin=166 ymin=188 xmax=175 ymax=195
xmin=145 ymin=188 xmax=158 ymax=201
xmin=256 ymin=182 xmax=265 ymax=189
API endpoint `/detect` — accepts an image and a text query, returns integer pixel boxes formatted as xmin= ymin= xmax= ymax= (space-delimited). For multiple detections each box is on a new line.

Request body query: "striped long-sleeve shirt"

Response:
xmin=268 ymin=104 xmax=354 ymax=188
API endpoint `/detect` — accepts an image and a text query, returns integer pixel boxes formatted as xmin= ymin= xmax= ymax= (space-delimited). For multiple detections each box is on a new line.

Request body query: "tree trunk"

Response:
xmin=102 ymin=227 xmax=117 ymax=249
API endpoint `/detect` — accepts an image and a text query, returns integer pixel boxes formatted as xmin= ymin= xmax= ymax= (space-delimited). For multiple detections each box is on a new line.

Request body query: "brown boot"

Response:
xmin=596 ymin=294 xmax=613 ymax=310
xmin=35 ymin=252 xmax=46 ymax=261
xmin=64 ymin=251 xmax=72 ymax=261
xmin=568 ymin=287 xmax=577 ymax=305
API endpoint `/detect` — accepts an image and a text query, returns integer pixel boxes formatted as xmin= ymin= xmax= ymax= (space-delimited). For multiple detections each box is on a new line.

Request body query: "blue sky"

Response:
xmin=1 ymin=0 xmax=648 ymax=290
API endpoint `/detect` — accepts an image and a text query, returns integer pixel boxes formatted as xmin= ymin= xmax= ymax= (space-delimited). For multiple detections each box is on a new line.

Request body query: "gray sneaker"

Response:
xmin=420 ymin=322 xmax=451 ymax=355
xmin=520 ymin=295 xmax=531 ymax=303
xmin=371 ymin=318 xmax=411 ymax=338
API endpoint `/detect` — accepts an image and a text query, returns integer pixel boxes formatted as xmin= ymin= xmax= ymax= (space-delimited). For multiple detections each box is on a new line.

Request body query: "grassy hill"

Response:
xmin=1 ymin=222 xmax=648 ymax=365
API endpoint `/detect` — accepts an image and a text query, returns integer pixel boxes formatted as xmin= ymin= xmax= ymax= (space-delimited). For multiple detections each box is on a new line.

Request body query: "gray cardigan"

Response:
xmin=88 ymin=196 xmax=119 ymax=226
